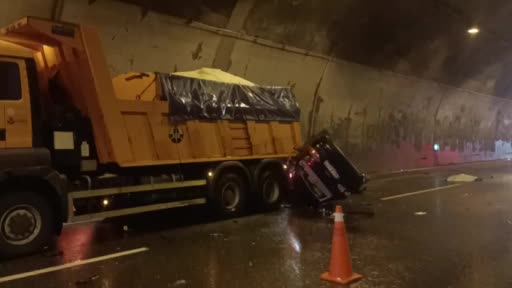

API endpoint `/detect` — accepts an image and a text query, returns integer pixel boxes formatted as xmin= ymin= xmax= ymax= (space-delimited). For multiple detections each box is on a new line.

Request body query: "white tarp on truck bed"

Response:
xmin=172 ymin=68 xmax=256 ymax=86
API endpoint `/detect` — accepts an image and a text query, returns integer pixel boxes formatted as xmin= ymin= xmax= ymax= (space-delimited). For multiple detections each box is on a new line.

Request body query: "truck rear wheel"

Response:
xmin=0 ymin=190 xmax=54 ymax=258
xmin=258 ymin=168 xmax=285 ymax=210
xmin=212 ymin=173 xmax=248 ymax=217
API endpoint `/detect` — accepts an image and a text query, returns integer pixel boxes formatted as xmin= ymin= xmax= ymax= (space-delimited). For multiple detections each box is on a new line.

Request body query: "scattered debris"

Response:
xmin=249 ymin=261 xmax=254 ymax=267
xmin=42 ymin=247 xmax=64 ymax=258
xmin=414 ymin=211 xmax=428 ymax=216
xmin=210 ymin=233 xmax=223 ymax=238
xmin=172 ymin=279 xmax=187 ymax=286
xmin=446 ymin=174 xmax=480 ymax=182
xmin=75 ymin=275 xmax=99 ymax=285
xmin=343 ymin=206 xmax=376 ymax=217
xmin=251 ymin=242 xmax=256 ymax=246
xmin=507 ymin=219 xmax=512 ymax=225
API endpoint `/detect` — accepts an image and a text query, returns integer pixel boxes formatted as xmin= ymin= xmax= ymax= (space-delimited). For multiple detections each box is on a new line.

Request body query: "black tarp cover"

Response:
xmin=158 ymin=69 xmax=300 ymax=122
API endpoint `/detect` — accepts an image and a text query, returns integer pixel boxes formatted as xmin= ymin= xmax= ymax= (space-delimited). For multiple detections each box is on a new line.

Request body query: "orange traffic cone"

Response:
xmin=321 ymin=205 xmax=362 ymax=285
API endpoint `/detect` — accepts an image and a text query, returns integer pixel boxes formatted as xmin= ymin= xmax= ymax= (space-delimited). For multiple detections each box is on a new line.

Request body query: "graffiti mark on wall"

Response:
xmin=326 ymin=101 xmax=511 ymax=157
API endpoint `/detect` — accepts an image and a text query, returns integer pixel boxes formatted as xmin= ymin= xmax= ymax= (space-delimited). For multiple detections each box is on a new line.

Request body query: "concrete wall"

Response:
xmin=3 ymin=0 xmax=512 ymax=172
xmin=226 ymin=36 xmax=512 ymax=172
xmin=0 ymin=0 xmax=53 ymax=27
xmin=62 ymin=1 xmax=219 ymax=75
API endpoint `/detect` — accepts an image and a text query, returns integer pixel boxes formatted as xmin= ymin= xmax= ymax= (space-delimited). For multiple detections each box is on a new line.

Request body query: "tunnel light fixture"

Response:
xmin=207 ymin=171 xmax=214 ymax=178
xmin=467 ymin=27 xmax=480 ymax=35
xmin=102 ymin=199 xmax=109 ymax=207
xmin=433 ymin=143 xmax=440 ymax=151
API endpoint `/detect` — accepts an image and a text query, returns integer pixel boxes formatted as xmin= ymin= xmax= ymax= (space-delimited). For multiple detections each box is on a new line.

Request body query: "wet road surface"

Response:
xmin=2 ymin=161 xmax=512 ymax=287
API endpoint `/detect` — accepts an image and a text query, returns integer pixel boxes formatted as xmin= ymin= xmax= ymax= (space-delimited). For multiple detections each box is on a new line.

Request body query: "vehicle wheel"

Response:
xmin=212 ymin=173 xmax=248 ymax=217
xmin=258 ymin=168 xmax=285 ymax=210
xmin=0 ymin=190 xmax=54 ymax=258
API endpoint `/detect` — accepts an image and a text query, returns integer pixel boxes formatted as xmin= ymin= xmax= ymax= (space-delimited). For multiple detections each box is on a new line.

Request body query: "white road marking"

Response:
xmin=0 ymin=247 xmax=149 ymax=284
xmin=63 ymin=218 xmax=104 ymax=226
xmin=370 ymin=173 xmax=431 ymax=183
xmin=380 ymin=184 xmax=461 ymax=201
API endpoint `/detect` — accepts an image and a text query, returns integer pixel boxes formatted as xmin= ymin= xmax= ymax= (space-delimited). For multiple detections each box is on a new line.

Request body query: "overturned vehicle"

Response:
xmin=287 ymin=131 xmax=367 ymax=205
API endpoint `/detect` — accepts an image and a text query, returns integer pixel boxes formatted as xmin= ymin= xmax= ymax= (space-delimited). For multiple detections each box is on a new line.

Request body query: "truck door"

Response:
xmin=0 ymin=58 xmax=32 ymax=148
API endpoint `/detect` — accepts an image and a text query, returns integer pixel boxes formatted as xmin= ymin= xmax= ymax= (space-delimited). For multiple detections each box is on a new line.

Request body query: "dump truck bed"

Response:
xmin=113 ymin=70 xmax=302 ymax=166
xmin=116 ymin=98 xmax=302 ymax=166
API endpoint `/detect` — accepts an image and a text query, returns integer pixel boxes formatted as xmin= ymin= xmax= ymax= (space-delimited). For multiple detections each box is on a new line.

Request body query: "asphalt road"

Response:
xmin=1 ymin=161 xmax=512 ymax=287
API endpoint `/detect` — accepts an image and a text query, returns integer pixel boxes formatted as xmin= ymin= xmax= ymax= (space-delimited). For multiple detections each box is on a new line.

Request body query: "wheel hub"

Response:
xmin=263 ymin=179 xmax=280 ymax=203
xmin=222 ymin=183 xmax=240 ymax=210
xmin=1 ymin=206 xmax=41 ymax=245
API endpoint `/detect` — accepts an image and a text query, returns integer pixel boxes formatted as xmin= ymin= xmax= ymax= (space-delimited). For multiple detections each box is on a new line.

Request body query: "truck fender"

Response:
xmin=0 ymin=149 xmax=68 ymax=232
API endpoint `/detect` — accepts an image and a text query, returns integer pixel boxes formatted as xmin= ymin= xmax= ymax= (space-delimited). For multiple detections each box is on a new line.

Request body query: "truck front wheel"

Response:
xmin=0 ymin=190 xmax=55 ymax=258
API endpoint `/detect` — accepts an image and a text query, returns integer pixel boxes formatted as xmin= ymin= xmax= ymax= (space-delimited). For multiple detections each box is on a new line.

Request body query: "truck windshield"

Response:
xmin=0 ymin=61 xmax=21 ymax=101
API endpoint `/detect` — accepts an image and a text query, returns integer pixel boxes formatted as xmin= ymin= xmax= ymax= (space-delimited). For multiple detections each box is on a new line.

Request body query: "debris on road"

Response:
xmin=171 ymin=279 xmax=187 ymax=287
xmin=42 ymin=247 xmax=64 ymax=258
xmin=414 ymin=211 xmax=427 ymax=216
xmin=281 ymin=203 xmax=292 ymax=208
xmin=446 ymin=174 xmax=480 ymax=182
xmin=75 ymin=275 xmax=99 ymax=285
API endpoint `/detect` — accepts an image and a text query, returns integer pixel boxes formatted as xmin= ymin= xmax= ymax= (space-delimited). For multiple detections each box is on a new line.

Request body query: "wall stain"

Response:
xmin=226 ymin=58 xmax=233 ymax=71
xmin=191 ymin=41 xmax=204 ymax=60
xmin=128 ymin=56 xmax=135 ymax=70
xmin=243 ymin=62 xmax=249 ymax=77
xmin=140 ymin=7 xmax=149 ymax=21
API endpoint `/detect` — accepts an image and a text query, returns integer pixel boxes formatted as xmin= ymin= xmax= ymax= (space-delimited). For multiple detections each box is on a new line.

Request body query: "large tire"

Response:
xmin=212 ymin=173 xmax=248 ymax=217
xmin=0 ymin=190 xmax=55 ymax=258
xmin=257 ymin=168 xmax=285 ymax=211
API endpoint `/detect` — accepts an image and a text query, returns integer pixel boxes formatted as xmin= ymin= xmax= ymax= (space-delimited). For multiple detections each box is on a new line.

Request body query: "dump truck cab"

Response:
xmin=0 ymin=37 xmax=67 ymax=258
xmin=0 ymin=40 xmax=35 ymax=148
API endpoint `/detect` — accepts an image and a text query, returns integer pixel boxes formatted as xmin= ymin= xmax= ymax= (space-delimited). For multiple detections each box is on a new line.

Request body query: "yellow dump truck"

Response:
xmin=0 ymin=17 xmax=302 ymax=257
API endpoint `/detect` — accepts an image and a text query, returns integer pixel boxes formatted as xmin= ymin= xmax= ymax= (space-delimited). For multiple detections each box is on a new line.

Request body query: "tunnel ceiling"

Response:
xmin=118 ymin=0 xmax=512 ymax=98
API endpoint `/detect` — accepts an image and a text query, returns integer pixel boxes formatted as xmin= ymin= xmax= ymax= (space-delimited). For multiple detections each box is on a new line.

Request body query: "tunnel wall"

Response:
xmin=0 ymin=0 xmax=53 ymax=27
xmin=3 ymin=0 xmax=512 ymax=173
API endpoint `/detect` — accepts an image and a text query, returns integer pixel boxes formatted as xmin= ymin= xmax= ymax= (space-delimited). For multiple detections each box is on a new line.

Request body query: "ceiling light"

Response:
xmin=467 ymin=27 xmax=479 ymax=35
